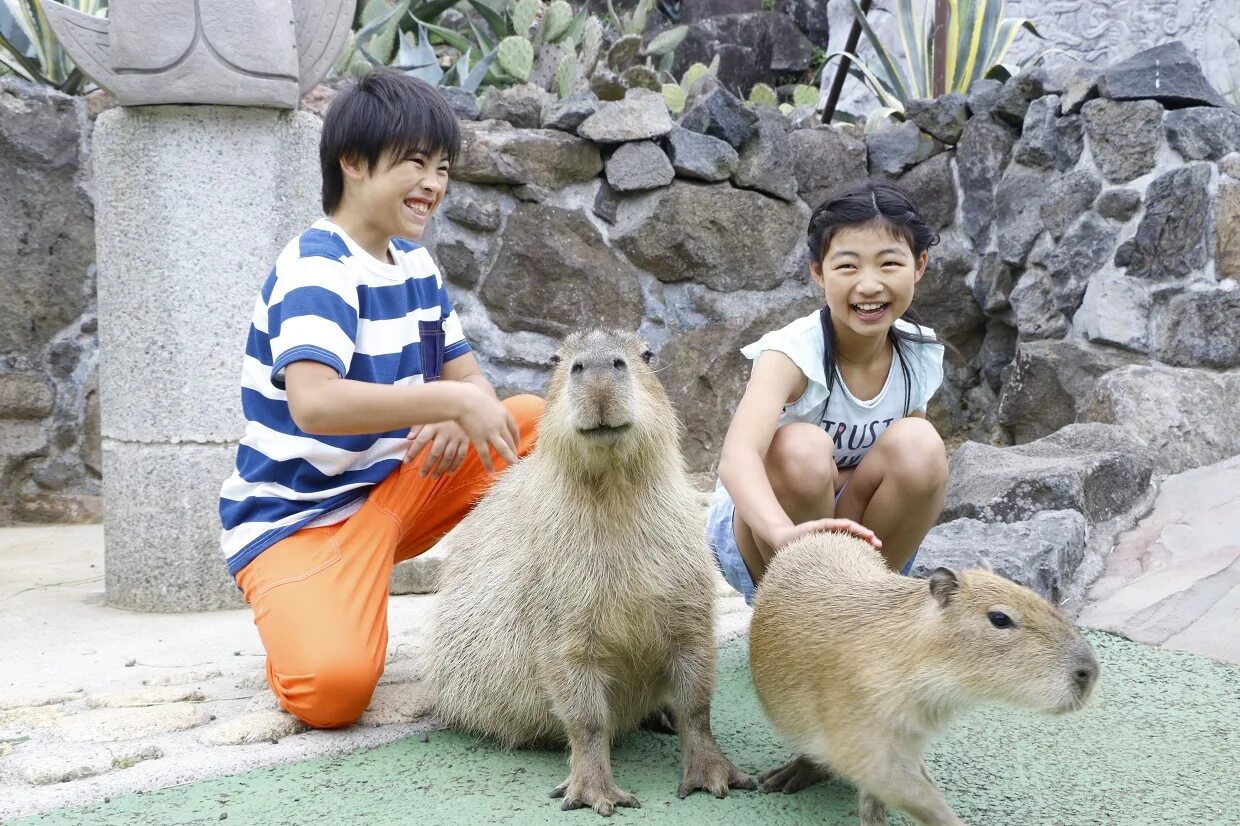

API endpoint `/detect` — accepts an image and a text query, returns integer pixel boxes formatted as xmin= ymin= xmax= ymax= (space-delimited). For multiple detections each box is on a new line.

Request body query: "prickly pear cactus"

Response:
xmin=792 ymin=83 xmax=820 ymax=108
xmin=748 ymin=83 xmax=778 ymax=108
xmin=509 ymin=0 xmax=539 ymax=36
xmin=543 ymin=0 xmax=573 ymax=43
xmin=620 ymin=64 xmax=659 ymax=92
xmin=498 ymin=35 xmax=534 ymax=82
xmin=529 ymin=41 xmax=567 ymax=91
xmin=606 ymin=34 xmax=644 ymax=72
xmin=590 ymin=69 xmax=627 ymax=101
xmin=578 ymin=16 xmax=603 ymax=76
xmin=662 ymin=82 xmax=686 ymax=114
xmin=680 ymin=62 xmax=710 ymax=91
xmin=555 ymin=52 xmax=578 ymax=99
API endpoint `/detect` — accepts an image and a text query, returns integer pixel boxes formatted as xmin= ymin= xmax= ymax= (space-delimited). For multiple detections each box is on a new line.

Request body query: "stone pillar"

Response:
xmin=93 ymin=106 xmax=322 ymax=611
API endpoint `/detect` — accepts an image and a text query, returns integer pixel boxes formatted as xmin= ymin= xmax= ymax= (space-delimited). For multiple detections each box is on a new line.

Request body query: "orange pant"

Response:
xmin=234 ymin=394 xmax=543 ymax=729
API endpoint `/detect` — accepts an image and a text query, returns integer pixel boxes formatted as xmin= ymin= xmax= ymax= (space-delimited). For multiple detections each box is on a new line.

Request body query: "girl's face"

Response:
xmin=810 ymin=224 xmax=928 ymax=343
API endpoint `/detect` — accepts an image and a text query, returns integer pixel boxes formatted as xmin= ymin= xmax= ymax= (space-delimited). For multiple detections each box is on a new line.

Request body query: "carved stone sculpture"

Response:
xmin=43 ymin=0 xmax=356 ymax=108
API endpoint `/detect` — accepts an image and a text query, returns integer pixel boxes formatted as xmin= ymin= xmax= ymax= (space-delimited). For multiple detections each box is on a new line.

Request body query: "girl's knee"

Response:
xmin=877 ymin=418 xmax=948 ymax=489
xmin=273 ymin=654 xmax=383 ymax=729
xmin=767 ymin=424 xmax=837 ymax=502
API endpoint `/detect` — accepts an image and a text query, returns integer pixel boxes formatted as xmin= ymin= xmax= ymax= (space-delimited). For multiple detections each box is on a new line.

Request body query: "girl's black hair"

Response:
xmin=319 ymin=68 xmax=462 ymax=215
xmin=807 ymin=179 xmax=943 ymax=416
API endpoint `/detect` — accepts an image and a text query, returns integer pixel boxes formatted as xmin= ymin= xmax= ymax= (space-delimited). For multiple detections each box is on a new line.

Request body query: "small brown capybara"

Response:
xmin=422 ymin=330 xmax=754 ymax=816
xmin=749 ymin=530 xmax=1099 ymax=826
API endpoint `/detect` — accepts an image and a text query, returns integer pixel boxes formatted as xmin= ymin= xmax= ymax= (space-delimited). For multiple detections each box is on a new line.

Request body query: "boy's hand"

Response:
xmin=770 ymin=519 xmax=882 ymax=551
xmin=404 ymin=421 xmax=470 ymax=477
xmin=454 ymin=384 xmax=520 ymax=474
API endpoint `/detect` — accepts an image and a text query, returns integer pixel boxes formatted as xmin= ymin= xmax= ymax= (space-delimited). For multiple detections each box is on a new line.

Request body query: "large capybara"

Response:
xmin=749 ymin=531 xmax=1099 ymax=826
xmin=421 ymin=330 xmax=754 ymax=816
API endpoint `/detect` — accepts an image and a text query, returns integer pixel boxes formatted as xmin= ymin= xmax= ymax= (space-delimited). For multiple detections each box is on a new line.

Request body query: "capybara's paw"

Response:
xmin=677 ymin=754 xmax=756 ymax=799
xmin=757 ymin=756 xmax=824 ymax=794
xmin=550 ymin=775 xmax=640 ymax=817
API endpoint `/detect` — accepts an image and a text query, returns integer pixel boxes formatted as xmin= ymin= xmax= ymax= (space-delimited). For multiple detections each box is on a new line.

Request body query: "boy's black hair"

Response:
xmin=806 ymin=178 xmax=944 ymax=417
xmin=319 ymin=69 xmax=462 ymax=214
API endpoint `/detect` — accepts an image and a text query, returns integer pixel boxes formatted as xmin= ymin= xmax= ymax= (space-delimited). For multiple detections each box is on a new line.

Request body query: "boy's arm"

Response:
xmin=442 ymin=351 xmax=497 ymax=398
xmin=285 ymin=360 xmax=518 ymax=471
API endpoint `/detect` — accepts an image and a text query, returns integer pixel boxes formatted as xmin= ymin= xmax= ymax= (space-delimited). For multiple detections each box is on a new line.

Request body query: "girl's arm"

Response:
xmin=717 ymin=351 xmax=808 ymax=553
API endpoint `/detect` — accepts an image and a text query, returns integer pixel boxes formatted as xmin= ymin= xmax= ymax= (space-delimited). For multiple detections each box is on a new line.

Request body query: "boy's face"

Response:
xmin=342 ymin=146 xmax=450 ymax=241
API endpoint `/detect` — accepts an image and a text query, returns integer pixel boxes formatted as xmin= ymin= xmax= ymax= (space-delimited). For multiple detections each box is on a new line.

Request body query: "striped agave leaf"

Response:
xmin=821 ymin=0 xmax=1040 ymax=115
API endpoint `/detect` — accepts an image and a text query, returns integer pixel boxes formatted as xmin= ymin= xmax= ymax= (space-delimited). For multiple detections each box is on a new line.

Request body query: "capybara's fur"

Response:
xmin=423 ymin=330 xmax=753 ymax=815
xmin=749 ymin=531 xmax=1099 ymax=826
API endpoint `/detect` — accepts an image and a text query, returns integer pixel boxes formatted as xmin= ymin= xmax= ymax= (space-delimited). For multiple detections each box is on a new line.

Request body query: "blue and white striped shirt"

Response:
xmin=219 ymin=219 xmax=470 ymax=575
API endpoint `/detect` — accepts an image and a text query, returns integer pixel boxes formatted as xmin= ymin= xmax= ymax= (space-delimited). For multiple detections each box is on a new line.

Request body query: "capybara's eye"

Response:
xmin=641 ymin=350 xmax=654 ymax=364
xmin=987 ymin=611 xmax=1014 ymax=629
xmin=550 ymin=354 xmax=561 ymax=366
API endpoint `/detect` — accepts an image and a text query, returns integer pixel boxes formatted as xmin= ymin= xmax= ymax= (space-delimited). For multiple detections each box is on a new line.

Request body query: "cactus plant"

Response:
xmin=543 ymin=0 xmax=573 ymax=43
xmin=497 ymin=35 xmax=534 ymax=81
xmin=747 ymin=82 xmax=778 ymax=108
xmin=606 ymin=34 xmax=644 ymax=72
xmin=578 ymin=15 xmax=603 ymax=76
xmin=508 ymin=0 xmax=539 ymax=36
xmin=792 ymin=83 xmax=819 ymax=108
xmin=662 ymin=82 xmax=687 ymax=114
xmin=621 ymin=64 xmax=659 ymax=91
xmin=555 ymin=51 xmax=578 ymax=98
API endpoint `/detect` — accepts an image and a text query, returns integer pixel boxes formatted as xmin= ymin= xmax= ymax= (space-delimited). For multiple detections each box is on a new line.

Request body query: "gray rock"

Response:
xmin=438 ymin=85 xmax=480 ymax=120
xmin=612 ymin=180 xmax=806 ymax=291
xmin=980 ymin=319 xmax=1018 ymax=389
xmin=787 ymin=125 xmax=867 ymax=208
xmin=604 ymin=140 xmax=675 ymax=191
xmin=577 ymin=88 xmax=674 ymax=143
xmin=1223 ymin=152 xmax=1240 ymax=180
xmin=1040 ymin=170 xmax=1102 ymax=240
xmin=659 ymin=291 xmax=822 ymax=471
xmin=956 ymin=115 xmax=1015 ymax=248
xmin=1074 ymin=266 xmax=1152 ymax=353
xmin=995 ymin=172 xmax=1053 ymax=265
xmin=1013 ymin=96 xmax=1083 ymax=171
xmin=993 ymin=72 xmax=1045 ymax=128
xmin=674 ymin=12 xmax=813 ymax=95
xmin=965 ymin=79 xmax=1003 ymax=117
xmin=971 ymin=252 xmax=1014 ymax=315
xmin=865 ymin=121 xmax=937 ymax=176
xmin=435 ymin=239 xmax=485 ymax=289
xmin=198 ymin=709 xmax=307 ymax=746
xmin=389 ymin=543 xmax=446 ymax=595
xmin=541 ymin=91 xmax=600 ymax=132
xmin=912 ymin=233 xmax=986 ymax=351
xmin=1044 ymin=213 xmax=1119 ymax=314
xmin=664 ymin=126 xmax=739 ymax=182
xmin=997 ymin=339 xmax=1141 ymax=444
xmin=455 ymin=121 xmax=602 ymax=188
xmin=1152 ymin=285 xmax=1240 ymax=369
xmin=904 ymin=93 xmax=968 ymax=144
xmin=1058 ymin=64 xmax=1102 ymax=115
xmin=942 ymin=422 xmax=1154 ymax=524
xmin=478 ymin=83 xmax=550 ymax=129
xmin=775 ymin=0 xmax=830 ymax=45
xmin=0 ymin=373 xmax=54 ymax=419
xmin=1218 ymin=180 xmax=1240 ymax=281
xmin=897 ymin=152 xmax=956 ymax=232
xmin=1099 ymin=40 xmax=1231 ymax=109
xmin=441 ymin=181 xmax=501 ymax=232
xmin=1164 ymin=107 xmax=1240 ymax=161
xmin=53 ymin=702 xmax=213 ymax=742
xmin=913 ymin=510 xmax=1088 ymax=602
xmin=1094 ymin=188 xmax=1141 ymax=222
xmin=678 ymin=85 xmax=758 ymax=150
xmin=1081 ymin=99 xmax=1164 ymax=184
xmin=1008 ymin=268 xmax=1069 ymax=341
xmin=480 ymin=203 xmax=643 ymax=337
xmin=732 ymin=114 xmax=798 ymax=202
xmin=679 ymin=0 xmax=762 ymax=22
xmin=592 ymin=179 xmax=622 ymax=224
xmin=1081 ymin=363 xmax=1240 ymax=476
xmin=1113 ymin=163 xmax=1211 ymax=280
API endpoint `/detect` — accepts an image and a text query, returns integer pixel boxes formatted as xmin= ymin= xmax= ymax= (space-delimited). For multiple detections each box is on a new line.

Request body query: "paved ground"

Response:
xmin=1078 ymin=455 xmax=1240 ymax=664
xmin=2 ymin=455 xmax=1239 ymax=824
xmin=10 ymin=632 xmax=1240 ymax=826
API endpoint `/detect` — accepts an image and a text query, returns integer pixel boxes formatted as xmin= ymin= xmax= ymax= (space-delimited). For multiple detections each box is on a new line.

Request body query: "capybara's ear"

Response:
xmin=929 ymin=568 xmax=959 ymax=607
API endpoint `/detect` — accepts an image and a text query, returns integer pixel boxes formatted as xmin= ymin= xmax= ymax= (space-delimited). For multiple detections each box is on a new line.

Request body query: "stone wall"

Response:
xmin=2 ymin=41 xmax=1238 ymax=529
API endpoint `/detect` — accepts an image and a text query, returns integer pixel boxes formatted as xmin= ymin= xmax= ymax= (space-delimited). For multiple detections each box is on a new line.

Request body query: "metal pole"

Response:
xmin=933 ymin=0 xmax=949 ymax=97
xmin=822 ymin=0 xmax=873 ymax=123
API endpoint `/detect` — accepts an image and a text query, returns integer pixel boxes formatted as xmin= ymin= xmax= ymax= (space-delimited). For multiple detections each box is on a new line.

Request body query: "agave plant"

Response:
xmin=823 ymin=0 xmax=1041 ymax=116
xmin=0 ymin=0 xmax=106 ymax=93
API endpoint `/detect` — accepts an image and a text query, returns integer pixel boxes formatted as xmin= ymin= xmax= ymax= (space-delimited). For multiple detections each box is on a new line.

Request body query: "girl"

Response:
xmin=709 ymin=179 xmax=949 ymax=604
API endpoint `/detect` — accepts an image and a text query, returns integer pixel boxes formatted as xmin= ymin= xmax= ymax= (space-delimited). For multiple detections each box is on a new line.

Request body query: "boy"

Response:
xmin=218 ymin=70 xmax=543 ymax=729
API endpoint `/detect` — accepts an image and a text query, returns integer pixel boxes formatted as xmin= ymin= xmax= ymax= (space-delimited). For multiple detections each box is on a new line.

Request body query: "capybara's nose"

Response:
xmin=611 ymin=357 xmax=628 ymax=372
xmin=571 ymin=355 xmax=628 ymax=377
xmin=1072 ymin=654 xmax=1099 ymax=695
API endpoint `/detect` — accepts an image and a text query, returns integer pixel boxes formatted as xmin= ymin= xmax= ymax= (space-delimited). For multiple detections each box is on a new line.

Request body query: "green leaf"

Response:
xmin=461 ymin=48 xmax=498 ymax=92
xmin=413 ymin=15 xmax=476 ymax=55
xmin=468 ymin=0 xmax=509 ymax=41
xmin=408 ymin=0 xmax=465 ymax=24
xmin=847 ymin=0 xmax=910 ymax=103
xmin=644 ymin=24 xmax=687 ymax=57
xmin=822 ymin=50 xmax=905 ymax=112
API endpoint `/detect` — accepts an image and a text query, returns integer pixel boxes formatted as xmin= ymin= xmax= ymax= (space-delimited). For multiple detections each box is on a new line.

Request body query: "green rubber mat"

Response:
xmin=18 ymin=631 xmax=1239 ymax=825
